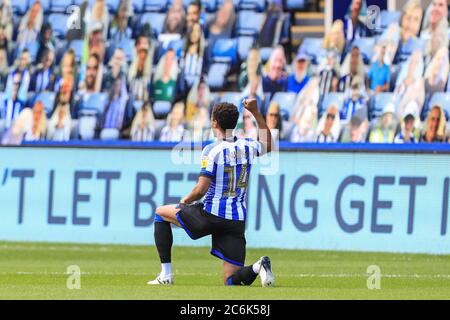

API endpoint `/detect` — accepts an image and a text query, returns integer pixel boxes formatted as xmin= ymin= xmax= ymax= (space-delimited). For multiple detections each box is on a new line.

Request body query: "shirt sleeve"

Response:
xmin=247 ymin=138 xmax=265 ymax=157
xmin=199 ymin=147 xmax=217 ymax=179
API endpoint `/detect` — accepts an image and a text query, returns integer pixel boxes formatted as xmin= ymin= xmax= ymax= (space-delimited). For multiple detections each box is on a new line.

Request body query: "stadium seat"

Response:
xmin=379 ymin=10 xmax=401 ymax=30
xmin=427 ymin=92 xmax=450 ymax=121
xmin=100 ymin=128 xmax=120 ymax=140
xmin=216 ymin=0 xmax=240 ymax=9
xmin=115 ymin=38 xmax=135 ymax=63
xmin=207 ymin=63 xmax=229 ymax=90
xmin=153 ymin=100 xmax=172 ymax=118
xmin=105 ymin=0 xmax=122 ymax=13
xmin=208 ymin=39 xmax=237 ymax=89
xmin=33 ymin=92 xmax=56 ymax=116
xmin=371 ymin=92 xmax=398 ymax=120
xmin=131 ymin=0 xmax=144 ymax=13
xmin=11 ymin=0 xmax=29 ymax=16
xmin=49 ymin=0 xmax=71 ymax=13
xmin=140 ymin=12 xmax=166 ymax=37
xmin=284 ymin=0 xmax=307 ymax=10
xmin=236 ymin=10 xmax=264 ymax=36
xmin=68 ymin=39 xmax=85 ymax=63
xmin=40 ymin=0 xmax=52 ymax=13
xmin=239 ymin=0 xmax=266 ymax=12
xmin=24 ymin=41 xmax=40 ymax=62
xmin=298 ymin=38 xmax=324 ymax=65
xmin=168 ymin=39 xmax=184 ymax=59
xmin=78 ymin=110 xmax=98 ymax=140
xmin=320 ymin=92 xmax=345 ymax=117
xmin=80 ymin=93 xmax=108 ymax=114
xmin=259 ymin=47 xmax=273 ymax=63
xmin=401 ymin=38 xmax=426 ymax=56
xmin=352 ymin=37 xmax=376 ymax=64
xmin=143 ymin=0 xmax=169 ymax=12
xmin=237 ymin=36 xmax=255 ymax=60
xmin=211 ymin=38 xmax=238 ymax=65
xmin=133 ymin=100 xmax=144 ymax=113
xmin=220 ymin=92 xmax=242 ymax=109
xmin=47 ymin=13 xmax=69 ymax=39
xmin=271 ymin=92 xmax=297 ymax=121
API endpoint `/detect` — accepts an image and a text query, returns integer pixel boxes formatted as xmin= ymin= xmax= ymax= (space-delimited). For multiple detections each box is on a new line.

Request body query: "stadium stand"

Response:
xmin=0 ymin=0 xmax=449 ymax=145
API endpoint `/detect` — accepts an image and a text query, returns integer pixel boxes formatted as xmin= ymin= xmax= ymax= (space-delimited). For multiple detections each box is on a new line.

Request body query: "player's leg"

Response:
xmin=148 ymin=205 xmax=181 ymax=285
xmin=155 ymin=204 xmax=181 ymax=226
xmin=223 ymin=261 xmax=258 ymax=286
xmin=224 ymin=257 xmax=275 ymax=287
xmin=211 ymin=218 xmax=275 ymax=287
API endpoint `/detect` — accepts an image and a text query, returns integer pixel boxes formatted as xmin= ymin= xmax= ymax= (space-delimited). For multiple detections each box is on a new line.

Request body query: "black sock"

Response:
xmin=154 ymin=221 xmax=173 ymax=263
xmin=227 ymin=266 xmax=258 ymax=286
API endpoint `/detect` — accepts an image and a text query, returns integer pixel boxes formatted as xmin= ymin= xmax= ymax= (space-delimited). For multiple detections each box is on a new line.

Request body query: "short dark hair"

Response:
xmin=89 ymin=52 xmax=101 ymax=66
xmin=189 ymin=0 xmax=202 ymax=10
xmin=212 ymin=102 xmax=239 ymax=131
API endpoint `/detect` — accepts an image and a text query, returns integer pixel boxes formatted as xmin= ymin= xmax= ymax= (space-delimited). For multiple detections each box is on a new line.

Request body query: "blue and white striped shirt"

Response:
xmin=200 ymin=137 xmax=263 ymax=221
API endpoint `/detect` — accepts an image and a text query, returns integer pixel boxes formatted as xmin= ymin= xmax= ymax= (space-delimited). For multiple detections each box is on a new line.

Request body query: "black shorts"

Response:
xmin=176 ymin=203 xmax=246 ymax=267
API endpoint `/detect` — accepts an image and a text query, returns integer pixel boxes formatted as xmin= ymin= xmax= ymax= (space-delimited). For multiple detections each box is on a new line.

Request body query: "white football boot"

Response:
xmin=147 ymin=274 xmax=173 ymax=285
xmin=259 ymin=256 xmax=275 ymax=287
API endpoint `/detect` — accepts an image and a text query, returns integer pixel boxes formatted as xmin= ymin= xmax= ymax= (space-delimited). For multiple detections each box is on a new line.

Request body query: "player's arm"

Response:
xmin=180 ymin=176 xmax=211 ymax=204
xmin=243 ymin=98 xmax=272 ymax=153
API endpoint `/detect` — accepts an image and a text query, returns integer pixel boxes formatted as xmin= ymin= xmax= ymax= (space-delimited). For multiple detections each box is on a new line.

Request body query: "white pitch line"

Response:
xmin=1 ymin=271 xmax=450 ymax=279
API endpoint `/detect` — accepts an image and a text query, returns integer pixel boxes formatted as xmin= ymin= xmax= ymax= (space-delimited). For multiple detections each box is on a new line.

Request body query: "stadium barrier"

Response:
xmin=1 ymin=141 xmax=449 ymax=254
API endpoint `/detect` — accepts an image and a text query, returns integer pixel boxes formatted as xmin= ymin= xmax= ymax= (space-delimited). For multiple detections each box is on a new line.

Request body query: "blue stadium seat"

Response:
xmin=68 ymin=39 xmax=85 ymax=63
xmin=379 ymin=10 xmax=401 ymax=30
xmin=298 ymin=37 xmax=324 ymax=65
xmin=47 ymin=13 xmax=69 ymax=39
xmin=80 ymin=93 xmax=108 ymax=114
xmin=155 ymin=38 xmax=184 ymax=61
xmin=371 ymin=92 xmax=398 ymax=119
xmin=100 ymin=128 xmax=120 ymax=140
xmin=105 ymin=0 xmax=121 ymax=13
xmin=352 ymin=37 xmax=376 ymax=64
xmin=116 ymin=38 xmax=135 ymax=63
xmin=133 ymin=100 xmax=144 ymax=113
xmin=239 ymin=0 xmax=266 ymax=12
xmin=259 ymin=47 xmax=273 ymax=63
xmin=131 ymin=0 xmax=144 ymax=13
xmin=220 ymin=92 xmax=242 ymax=109
xmin=212 ymin=38 xmax=238 ymax=65
xmin=40 ymin=0 xmax=52 ymax=13
xmin=427 ymin=92 xmax=450 ymax=121
xmin=11 ymin=0 xmax=29 ymax=16
xmin=24 ymin=41 xmax=40 ymax=62
xmin=320 ymin=92 xmax=345 ymax=117
xmin=216 ymin=0 xmax=240 ymax=9
xmin=34 ymin=92 xmax=56 ymax=116
xmin=402 ymin=38 xmax=426 ymax=55
xmin=207 ymin=63 xmax=229 ymax=90
xmin=237 ymin=36 xmax=254 ymax=60
xmin=153 ymin=100 xmax=172 ymax=118
xmin=271 ymin=92 xmax=297 ymax=121
xmin=49 ymin=0 xmax=71 ymax=13
xmin=236 ymin=10 xmax=264 ymax=36
xmin=143 ymin=0 xmax=169 ymax=12
xmin=78 ymin=110 xmax=98 ymax=140
xmin=140 ymin=12 xmax=166 ymax=36
xmin=72 ymin=0 xmax=86 ymax=6
xmin=284 ymin=0 xmax=306 ymax=10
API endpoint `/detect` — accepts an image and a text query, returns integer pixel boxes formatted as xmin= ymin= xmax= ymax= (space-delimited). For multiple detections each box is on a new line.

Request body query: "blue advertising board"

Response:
xmin=0 ymin=144 xmax=449 ymax=254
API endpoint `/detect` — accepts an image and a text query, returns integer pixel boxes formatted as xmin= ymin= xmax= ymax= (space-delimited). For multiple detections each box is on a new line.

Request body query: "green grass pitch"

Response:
xmin=1 ymin=241 xmax=450 ymax=299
